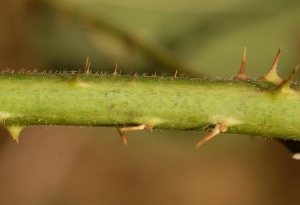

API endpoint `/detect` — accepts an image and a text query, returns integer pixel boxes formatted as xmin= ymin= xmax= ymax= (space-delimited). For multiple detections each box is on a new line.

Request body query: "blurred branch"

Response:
xmin=33 ymin=0 xmax=201 ymax=75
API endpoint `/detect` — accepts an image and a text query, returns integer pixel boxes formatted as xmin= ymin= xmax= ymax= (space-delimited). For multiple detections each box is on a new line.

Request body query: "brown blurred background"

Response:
xmin=0 ymin=0 xmax=300 ymax=204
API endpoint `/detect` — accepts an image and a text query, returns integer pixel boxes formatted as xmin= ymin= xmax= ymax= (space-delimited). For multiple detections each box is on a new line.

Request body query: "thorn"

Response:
xmin=196 ymin=123 xmax=227 ymax=148
xmin=84 ymin=57 xmax=90 ymax=74
xmin=120 ymin=124 xmax=146 ymax=132
xmin=113 ymin=63 xmax=118 ymax=75
xmin=273 ymin=65 xmax=299 ymax=93
xmin=116 ymin=127 xmax=127 ymax=145
xmin=120 ymin=131 xmax=128 ymax=145
xmin=6 ymin=126 xmax=25 ymax=143
xmin=259 ymin=47 xmax=283 ymax=84
xmin=234 ymin=47 xmax=248 ymax=80
xmin=117 ymin=124 xmax=152 ymax=145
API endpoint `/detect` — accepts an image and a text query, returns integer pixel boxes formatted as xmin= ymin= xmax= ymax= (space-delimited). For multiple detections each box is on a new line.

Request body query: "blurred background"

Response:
xmin=0 ymin=0 xmax=300 ymax=204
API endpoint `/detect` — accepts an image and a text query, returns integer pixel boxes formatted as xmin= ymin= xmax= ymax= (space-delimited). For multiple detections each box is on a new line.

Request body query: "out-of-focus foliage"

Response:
xmin=2 ymin=0 xmax=300 ymax=77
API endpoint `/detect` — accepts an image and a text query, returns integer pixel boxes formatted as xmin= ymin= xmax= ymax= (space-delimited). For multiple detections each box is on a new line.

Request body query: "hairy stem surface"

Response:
xmin=1 ymin=72 xmax=300 ymax=141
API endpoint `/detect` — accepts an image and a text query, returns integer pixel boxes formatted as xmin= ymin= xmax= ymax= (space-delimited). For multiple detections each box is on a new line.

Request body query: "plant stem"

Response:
xmin=1 ymin=71 xmax=300 ymax=141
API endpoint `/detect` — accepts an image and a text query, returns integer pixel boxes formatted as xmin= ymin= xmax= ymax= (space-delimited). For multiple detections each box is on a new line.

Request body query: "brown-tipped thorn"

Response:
xmin=259 ymin=47 xmax=283 ymax=84
xmin=234 ymin=47 xmax=248 ymax=80
xmin=113 ymin=63 xmax=118 ymax=75
xmin=84 ymin=57 xmax=90 ymax=74
xmin=117 ymin=124 xmax=152 ymax=145
xmin=121 ymin=133 xmax=127 ymax=145
xmin=196 ymin=123 xmax=227 ymax=147
xmin=274 ymin=65 xmax=299 ymax=92
xmin=117 ymin=127 xmax=127 ymax=145
xmin=7 ymin=126 xmax=25 ymax=144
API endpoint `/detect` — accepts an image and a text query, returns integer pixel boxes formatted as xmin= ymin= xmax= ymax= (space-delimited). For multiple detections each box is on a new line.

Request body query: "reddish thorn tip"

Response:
xmin=113 ymin=63 xmax=118 ymax=75
xmin=259 ymin=47 xmax=283 ymax=84
xmin=272 ymin=47 xmax=282 ymax=68
xmin=121 ymin=134 xmax=127 ymax=145
xmin=84 ymin=56 xmax=90 ymax=74
xmin=234 ymin=47 xmax=247 ymax=80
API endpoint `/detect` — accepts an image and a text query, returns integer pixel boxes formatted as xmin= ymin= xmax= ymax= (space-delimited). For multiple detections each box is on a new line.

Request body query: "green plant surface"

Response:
xmin=1 ymin=63 xmax=300 ymax=143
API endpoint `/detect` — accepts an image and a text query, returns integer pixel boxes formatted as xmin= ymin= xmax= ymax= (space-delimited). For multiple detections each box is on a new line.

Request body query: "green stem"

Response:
xmin=1 ymin=71 xmax=300 ymax=141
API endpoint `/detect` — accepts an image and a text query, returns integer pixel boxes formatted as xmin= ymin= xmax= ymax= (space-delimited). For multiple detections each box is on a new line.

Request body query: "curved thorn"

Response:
xmin=274 ymin=65 xmax=299 ymax=92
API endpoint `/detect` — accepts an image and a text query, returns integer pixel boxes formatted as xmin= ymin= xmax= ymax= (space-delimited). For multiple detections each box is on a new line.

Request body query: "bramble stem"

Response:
xmin=1 ymin=72 xmax=300 ymax=141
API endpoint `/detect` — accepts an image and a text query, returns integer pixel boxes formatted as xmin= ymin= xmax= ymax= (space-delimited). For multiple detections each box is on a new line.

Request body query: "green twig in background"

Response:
xmin=35 ymin=0 xmax=198 ymax=75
